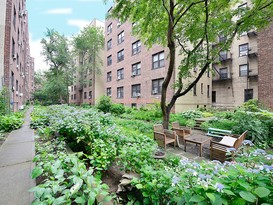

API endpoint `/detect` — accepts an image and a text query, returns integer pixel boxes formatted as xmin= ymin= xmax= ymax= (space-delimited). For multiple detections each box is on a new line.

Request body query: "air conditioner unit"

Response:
xmin=16 ymin=91 xmax=19 ymax=95
xmin=153 ymin=88 xmax=158 ymax=94
xmin=12 ymin=86 xmax=15 ymax=91
xmin=108 ymin=94 xmax=112 ymax=97
xmin=131 ymin=71 xmax=136 ymax=77
xmin=16 ymin=65 xmax=19 ymax=68
xmin=19 ymin=93 xmax=23 ymax=97
xmin=136 ymin=93 xmax=141 ymax=97
xmin=12 ymin=55 xmax=16 ymax=60
xmin=117 ymin=76 xmax=121 ymax=80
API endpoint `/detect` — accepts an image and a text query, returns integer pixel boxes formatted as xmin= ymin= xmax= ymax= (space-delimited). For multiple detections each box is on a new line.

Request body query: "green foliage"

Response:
xmin=180 ymin=110 xmax=203 ymax=119
xmin=232 ymin=111 xmax=269 ymax=143
xmin=200 ymin=119 xmax=236 ymax=132
xmin=39 ymin=29 xmax=73 ymax=104
xmin=0 ymin=87 xmax=10 ymax=115
xmin=0 ymin=114 xmax=24 ymax=132
xmin=31 ymin=136 xmax=112 ymax=204
xmin=110 ymin=103 xmax=125 ymax=115
xmin=96 ymin=95 xmax=112 ymax=113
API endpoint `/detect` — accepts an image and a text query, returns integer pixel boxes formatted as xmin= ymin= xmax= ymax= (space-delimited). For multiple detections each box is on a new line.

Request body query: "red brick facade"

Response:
xmin=258 ymin=22 xmax=273 ymax=110
xmin=2 ymin=0 xmax=34 ymax=111
xmin=104 ymin=18 xmax=175 ymax=108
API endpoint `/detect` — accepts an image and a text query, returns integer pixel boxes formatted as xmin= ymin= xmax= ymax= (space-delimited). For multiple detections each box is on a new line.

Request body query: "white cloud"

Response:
xmin=29 ymin=34 xmax=49 ymax=72
xmin=45 ymin=8 xmax=72 ymax=14
xmin=67 ymin=19 xmax=90 ymax=30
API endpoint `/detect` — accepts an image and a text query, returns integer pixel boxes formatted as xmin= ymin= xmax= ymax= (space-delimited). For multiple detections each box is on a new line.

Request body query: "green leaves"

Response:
xmin=254 ymin=187 xmax=270 ymax=198
xmin=239 ymin=191 xmax=257 ymax=203
xmin=31 ymin=167 xmax=43 ymax=179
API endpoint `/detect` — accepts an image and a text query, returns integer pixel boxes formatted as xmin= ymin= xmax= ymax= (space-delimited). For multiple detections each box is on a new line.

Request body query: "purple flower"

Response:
xmin=242 ymin=140 xmax=254 ymax=146
xmin=266 ymin=154 xmax=273 ymax=160
xmin=172 ymin=176 xmax=180 ymax=185
xmin=226 ymin=148 xmax=236 ymax=152
xmin=263 ymin=165 xmax=273 ymax=172
xmin=215 ymin=183 xmax=225 ymax=192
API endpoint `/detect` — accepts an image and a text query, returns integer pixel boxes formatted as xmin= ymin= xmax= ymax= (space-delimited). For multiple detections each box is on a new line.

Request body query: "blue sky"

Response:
xmin=26 ymin=0 xmax=113 ymax=70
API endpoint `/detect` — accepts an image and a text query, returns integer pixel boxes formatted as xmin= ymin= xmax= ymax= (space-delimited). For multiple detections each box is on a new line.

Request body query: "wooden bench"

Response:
xmin=207 ymin=128 xmax=232 ymax=138
xmin=154 ymin=124 xmax=176 ymax=150
xmin=210 ymin=130 xmax=248 ymax=162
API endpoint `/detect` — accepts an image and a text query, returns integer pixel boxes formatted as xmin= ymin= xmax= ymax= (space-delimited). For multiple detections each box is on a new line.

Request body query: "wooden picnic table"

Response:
xmin=184 ymin=134 xmax=211 ymax=157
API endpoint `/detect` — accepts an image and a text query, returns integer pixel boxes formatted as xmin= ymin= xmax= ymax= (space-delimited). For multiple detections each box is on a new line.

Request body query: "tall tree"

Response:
xmin=107 ymin=0 xmax=273 ymax=128
xmin=72 ymin=25 xmax=104 ymax=104
xmin=41 ymin=29 xmax=73 ymax=104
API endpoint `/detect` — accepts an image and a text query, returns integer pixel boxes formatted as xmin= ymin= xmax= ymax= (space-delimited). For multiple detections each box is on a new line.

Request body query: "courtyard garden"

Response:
xmin=26 ymin=98 xmax=273 ymax=205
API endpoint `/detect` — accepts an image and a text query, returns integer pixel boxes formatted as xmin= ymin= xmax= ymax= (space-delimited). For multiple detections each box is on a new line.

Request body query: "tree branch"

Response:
xmin=173 ymin=0 xmax=205 ymax=29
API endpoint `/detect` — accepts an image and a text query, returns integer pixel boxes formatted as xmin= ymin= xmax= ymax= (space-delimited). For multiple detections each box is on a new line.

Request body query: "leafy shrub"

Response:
xmin=31 ymin=137 xmax=112 ymax=204
xmin=0 ymin=115 xmax=24 ymax=132
xmin=232 ymin=111 xmax=269 ymax=143
xmin=181 ymin=110 xmax=203 ymax=119
xmin=96 ymin=95 xmax=112 ymax=113
xmin=110 ymin=103 xmax=125 ymax=115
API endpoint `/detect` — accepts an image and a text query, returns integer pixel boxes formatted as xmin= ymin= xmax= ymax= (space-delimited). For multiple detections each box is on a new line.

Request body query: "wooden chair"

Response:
xmin=172 ymin=122 xmax=192 ymax=147
xmin=210 ymin=130 xmax=248 ymax=162
xmin=153 ymin=124 xmax=176 ymax=150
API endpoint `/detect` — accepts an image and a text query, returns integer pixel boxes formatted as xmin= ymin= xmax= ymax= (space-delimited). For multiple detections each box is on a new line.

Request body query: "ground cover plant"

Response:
xmin=31 ymin=105 xmax=273 ymax=204
xmin=0 ymin=111 xmax=24 ymax=132
xmin=30 ymin=135 xmax=112 ymax=205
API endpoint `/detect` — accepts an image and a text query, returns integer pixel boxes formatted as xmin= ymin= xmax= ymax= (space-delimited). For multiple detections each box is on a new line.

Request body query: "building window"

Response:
xmin=201 ymin=83 xmax=203 ymax=94
xmin=117 ymin=68 xmax=124 ymax=80
xmin=71 ymin=86 xmax=73 ymax=91
xmin=218 ymin=35 xmax=226 ymax=43
xmin=117 ymin=87 xmax=124 ymax=99
xmin=132 ymin=40 xmax=141 ymax=55
xmin=12 ymin=38 xmax=15 ymax=58
xmin=89 ymin=91 xmax=92 ymax=99
xmin=193 ymin=85 xmax=197 ymax=96
xmin=74 ymin=94 xmax=76 ymax=100
xmin=207 ymin=85 xmax=210 ymax=98
xmin=117 ymin=19 xmax=121 ymax=27
xmin=219 ymin=67 xmax=228 ymax=79
xmin=117 ymin=31 xmax=124 ymax=44
xmin=13 ymin=6 xmax=16 ymax=28
xmin=238 ymin=3 xmax=247 ymax=16
xmin=107 ymin=39 xmax=112 ymax=50
xmin=71 ymin=95 xmax=73 ymax=100
xmin=74 ymin=85 xmax=76 ymax=90
xmin=219 ymin=50 xmax=228 ymax=61
xmin=239 ymin=64 xmax=248 ymax=76
xmin=117 ymin=50 xmax=124 ymax=62
xmin=107 ymin=55 xmax=112 ymax=66
xmin=207 ymin=69 xmax=210 ymax=77
xmin=107 ymin=71 xmax=112 ymax=82
xmin=244 ymin=89 xmax=253 ymax=102
xmin=132 ymin=62 xmax=141 ymax=76
xmin=152 ymin=78 xmax=164 ymax=95
xmin=212 ymin=91 xmax=216 ymax=103
xmin=132 ymin=84 xmax=141 ymax=98
xmin=131 ymin=103 xmax=137 ymax=108
xmin=107 ymin=87 xmax=111 ymax=96
xmin=84 ymin=92 xmax=87 ymax=99
xmin=16 ymin=80 xmax=19 ymax=91
xmin=152 ymin=51 xmax=164 ymax=69
xmin=239 ymin=43 xmax=248 ymax=56
xmin=107 ymin=23 xmax=112 ymax=34
xmin=89 ymin=79 xmax=92 ymax=87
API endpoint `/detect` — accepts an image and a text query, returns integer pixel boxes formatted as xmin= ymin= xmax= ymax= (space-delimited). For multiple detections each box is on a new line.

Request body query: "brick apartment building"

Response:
xmin=258 ymin=22 xmax=273 ymax=110
xmin=0 ymin=0 xmax=34 ymax=111
xmin=104 ymin=9 xmax=211 ymax=111
xmin=211 ymin=1 xmax=273 ymax=110
xmin=70 ymin=19 xmax=105 ymax=105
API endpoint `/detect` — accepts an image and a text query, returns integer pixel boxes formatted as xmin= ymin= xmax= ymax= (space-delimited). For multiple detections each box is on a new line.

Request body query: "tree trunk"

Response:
xmin=161 ymin=0 xmax=175 ymax=129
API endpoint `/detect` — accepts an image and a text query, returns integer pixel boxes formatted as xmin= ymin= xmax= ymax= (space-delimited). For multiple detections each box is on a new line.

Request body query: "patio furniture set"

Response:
xmin=153 ymin=122 xmax=248 ymax=162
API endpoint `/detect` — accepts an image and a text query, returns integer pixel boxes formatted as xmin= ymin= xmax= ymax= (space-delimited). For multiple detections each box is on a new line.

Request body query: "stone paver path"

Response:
xmin=0 ymin=108 xmax=35 ymax=205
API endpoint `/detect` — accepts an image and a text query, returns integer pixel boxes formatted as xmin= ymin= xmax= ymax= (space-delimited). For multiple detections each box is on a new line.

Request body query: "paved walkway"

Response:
xmin=0 ymin=108 xmax=35 ymax=205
